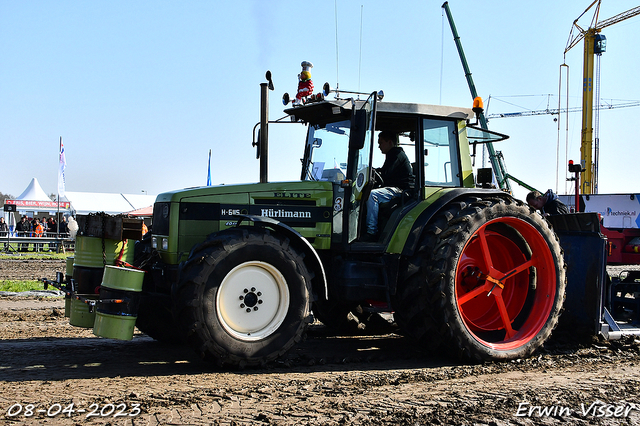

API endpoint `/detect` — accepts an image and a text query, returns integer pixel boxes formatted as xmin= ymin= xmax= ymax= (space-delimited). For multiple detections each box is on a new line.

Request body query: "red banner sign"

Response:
xmin=5 ymin=200 xmax=70 ymax=209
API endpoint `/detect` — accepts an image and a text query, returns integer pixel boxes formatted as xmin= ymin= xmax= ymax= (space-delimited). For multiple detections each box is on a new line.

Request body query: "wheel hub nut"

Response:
xmin=240 ymin=289 xmax=262 ymax=312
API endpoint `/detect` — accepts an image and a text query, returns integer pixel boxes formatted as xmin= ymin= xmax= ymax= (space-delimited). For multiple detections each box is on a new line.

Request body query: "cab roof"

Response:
xmin=284 ymin=98 xmax=473 ymax=125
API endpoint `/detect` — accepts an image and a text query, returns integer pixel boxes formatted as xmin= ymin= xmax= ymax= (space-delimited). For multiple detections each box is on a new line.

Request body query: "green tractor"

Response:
xmin=128 ymin=72 xmax=568 ymax=368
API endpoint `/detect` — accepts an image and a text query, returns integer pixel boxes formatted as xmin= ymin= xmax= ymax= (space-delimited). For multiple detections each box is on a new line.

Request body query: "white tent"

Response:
xmin=15 ymin=177 xmax=51 ymax=202
xmin=7 ymin=177 xmax=69 ymax=214
xmin=62 ymin=192 xmax=156 ymax=216
xmin=4 ymin=178 xmax=69 ymax=234
xmin=7 ymin=177 xmax=157 ymax=217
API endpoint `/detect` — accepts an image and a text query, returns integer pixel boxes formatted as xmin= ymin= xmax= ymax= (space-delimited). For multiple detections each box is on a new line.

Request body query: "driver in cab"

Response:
xmin=363 ymin=131 xmax=415 ymax=241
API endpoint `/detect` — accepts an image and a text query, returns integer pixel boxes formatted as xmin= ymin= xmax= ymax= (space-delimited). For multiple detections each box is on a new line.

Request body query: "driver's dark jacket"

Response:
xmin=542 ymin=189 xmax=569 ymax=215
xmin=379 ymin=147 xmax=415 ymax=190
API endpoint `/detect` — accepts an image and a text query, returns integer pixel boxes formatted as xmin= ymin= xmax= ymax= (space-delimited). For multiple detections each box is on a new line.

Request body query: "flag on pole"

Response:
xmin=206 ymin=149 xmax=212 ymax=186
xmin=58 ymin=138 xmax=67 ymax=197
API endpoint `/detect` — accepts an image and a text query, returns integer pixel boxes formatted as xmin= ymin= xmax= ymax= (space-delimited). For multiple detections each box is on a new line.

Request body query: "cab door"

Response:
xmin=342 ymin=93 xmax=378 ymax=245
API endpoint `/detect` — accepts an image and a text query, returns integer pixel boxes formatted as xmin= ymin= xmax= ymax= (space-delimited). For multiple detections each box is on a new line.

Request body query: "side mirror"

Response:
xmin=349 ymin=109 xmax=367 ymax=150
xmin=476 ymin=168 xmax=493 ymax=188
xmin=254 ymin=129 xmax=261 ymax=159
xmin=265 ymin=70 xmax=274 ymax=91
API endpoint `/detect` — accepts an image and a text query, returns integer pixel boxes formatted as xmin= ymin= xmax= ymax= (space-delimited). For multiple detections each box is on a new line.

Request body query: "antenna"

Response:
xmin=439 ymin=7 xmax=445 ymax=105
xmin=334 ymin=0 xmax=340 ymax=92
xmin=358 ymin=5 xmax=363 ymax=95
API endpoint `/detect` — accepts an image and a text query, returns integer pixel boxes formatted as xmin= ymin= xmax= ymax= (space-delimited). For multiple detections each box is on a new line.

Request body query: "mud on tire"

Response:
xmin=394 ymin=196 xmax=566 ymax=361
xmin=175 ymin=227 xmax=313 ymax=368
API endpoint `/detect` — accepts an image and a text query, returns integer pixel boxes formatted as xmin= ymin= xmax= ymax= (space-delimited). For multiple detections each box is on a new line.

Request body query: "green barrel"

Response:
xmin=64 ymin=256 xmax=74 ymax=317
xmin=74 ymin=236 xmax=134 ymax=268
xmin=93 ymin=265 xmax=145 ymax=341
xmin=73 ymin=236 xmax=134 ymax=294
xmin=65 ymin=256 xmax=74 ymax=277
xmin=93 ymin=312 xmax=138 ymax=341
xmin=64 ymin=298 xmax=71 ymax=318
xmin=101 ymin=265 xmax=145 ymax=292
xmin=69 ymin=295 xmax=98 ymax=328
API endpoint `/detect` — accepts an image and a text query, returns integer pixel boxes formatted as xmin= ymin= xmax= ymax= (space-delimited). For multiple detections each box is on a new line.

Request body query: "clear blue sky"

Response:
xmin=2 ymin=0 xmax=639 ymax=203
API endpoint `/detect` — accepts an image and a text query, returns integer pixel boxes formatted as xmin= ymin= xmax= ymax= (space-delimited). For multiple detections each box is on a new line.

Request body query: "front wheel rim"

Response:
xmin=455 ymin=217 xmax=557 ymax=351
xmin=216 ymin=261 xmax=290 ymax=341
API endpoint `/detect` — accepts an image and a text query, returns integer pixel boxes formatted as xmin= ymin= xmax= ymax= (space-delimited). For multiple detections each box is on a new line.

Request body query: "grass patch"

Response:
xmin=0 ymin=252 xmax=70 ymax=260
xmin=0 ymin=280 xmax=45 ymax=292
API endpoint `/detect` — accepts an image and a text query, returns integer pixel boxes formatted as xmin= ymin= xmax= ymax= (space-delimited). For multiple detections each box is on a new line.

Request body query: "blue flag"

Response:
xmin=207 ymin=149 xmax=212 ymax=186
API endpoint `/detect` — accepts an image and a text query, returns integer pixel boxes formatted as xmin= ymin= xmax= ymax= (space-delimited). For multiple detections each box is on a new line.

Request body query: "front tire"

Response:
xmin=395 ymin=196 xmax=566 ymax=361
xmin=175 ymin=227 xmax=313 ymax=367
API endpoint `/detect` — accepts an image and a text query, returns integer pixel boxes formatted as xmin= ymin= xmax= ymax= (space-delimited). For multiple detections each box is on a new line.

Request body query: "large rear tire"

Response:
xmin=175 ymin=227 xmax=313 ymax=368
xmin=394 ymin=196 xmax=566 ymax=361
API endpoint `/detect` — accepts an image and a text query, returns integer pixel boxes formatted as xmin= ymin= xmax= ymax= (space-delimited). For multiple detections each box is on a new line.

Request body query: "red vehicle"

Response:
xmin=559 ymin=193 xmax=640 ymax=265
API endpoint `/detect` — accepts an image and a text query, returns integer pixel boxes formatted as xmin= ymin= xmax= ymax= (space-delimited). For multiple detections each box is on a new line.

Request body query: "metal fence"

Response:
xmin=0 ymin=236 xmax=74 ymax=253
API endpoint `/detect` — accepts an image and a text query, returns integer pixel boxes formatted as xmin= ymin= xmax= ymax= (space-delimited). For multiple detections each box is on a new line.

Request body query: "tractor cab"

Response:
xmin=287 ymin=91 xmax=508 ymax=246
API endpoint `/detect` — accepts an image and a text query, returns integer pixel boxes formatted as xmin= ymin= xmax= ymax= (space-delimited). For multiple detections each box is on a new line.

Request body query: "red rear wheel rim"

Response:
xmin=455 ymin=217 xmax=556 ymax=351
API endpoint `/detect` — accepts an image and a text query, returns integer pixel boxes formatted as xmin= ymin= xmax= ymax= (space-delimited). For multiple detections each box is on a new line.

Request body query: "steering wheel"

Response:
xmin=371 ymin=168 xmax=384 ymax=189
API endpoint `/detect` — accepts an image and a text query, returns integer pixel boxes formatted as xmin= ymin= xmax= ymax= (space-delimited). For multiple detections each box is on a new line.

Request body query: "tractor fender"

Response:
xmin=401 ymin=188 xmax=513 ymax=257
xmin=234 ymin=214 xmax=328 ymax=301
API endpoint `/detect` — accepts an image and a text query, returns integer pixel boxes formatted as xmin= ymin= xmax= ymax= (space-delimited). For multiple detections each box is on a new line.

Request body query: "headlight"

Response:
xmin=151 ymin=236 xmax=158 ymax=249
xmin=162 ymin=238 xmax=169 ymax=251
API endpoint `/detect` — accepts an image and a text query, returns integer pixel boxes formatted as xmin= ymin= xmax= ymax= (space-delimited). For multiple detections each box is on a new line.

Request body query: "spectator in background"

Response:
xmin=31 ymin=217 xmax=39 ymax=237
xmin=59 ymin=216 xmax=68 ymax=236
xmin=33 ymin=219 xmax=44 ymax=251
xmin=16 ymin=216 xmax=29 ymax=236
xmin=0 ymin=217 xmax=8 ymax=237
xmin=47 ymin=218 xmax=57 ymax=234
xmin=16 ymin=216 xmax=30 ymax=251
xmin=0 ymin=217 xmax=8 ymax=251
xmin=47 ymin=218 xmax=58 ymax=252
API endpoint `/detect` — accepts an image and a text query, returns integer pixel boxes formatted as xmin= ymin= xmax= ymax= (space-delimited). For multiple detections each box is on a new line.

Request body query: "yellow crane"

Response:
xmin=564 ymin=1 xmax=640 ymax=194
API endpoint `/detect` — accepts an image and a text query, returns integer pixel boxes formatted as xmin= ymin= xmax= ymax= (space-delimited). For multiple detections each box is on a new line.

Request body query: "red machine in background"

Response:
xmin=559 ymin=191 xmax=640 ymax=265
xmin=561 ymin=160 xmax=640 ymax=266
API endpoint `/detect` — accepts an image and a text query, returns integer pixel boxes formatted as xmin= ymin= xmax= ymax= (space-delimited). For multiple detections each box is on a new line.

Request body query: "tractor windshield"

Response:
xmin=301 ymin=119 xmax=351 ymax=182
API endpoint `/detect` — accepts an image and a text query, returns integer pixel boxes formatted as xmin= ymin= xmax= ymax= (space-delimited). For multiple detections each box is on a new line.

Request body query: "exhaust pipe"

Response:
xmin=259 ymin=71 xmax=274 ymax=183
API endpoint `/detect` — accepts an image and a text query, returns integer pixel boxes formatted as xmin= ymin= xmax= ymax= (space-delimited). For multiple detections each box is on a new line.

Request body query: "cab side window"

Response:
xmin=423 ymin=119 xmax=459 ymax=187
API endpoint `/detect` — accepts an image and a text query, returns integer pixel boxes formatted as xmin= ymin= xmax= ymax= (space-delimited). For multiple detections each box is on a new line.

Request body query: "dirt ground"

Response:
xmin=1 ymin=258 xmax=640 ymax=425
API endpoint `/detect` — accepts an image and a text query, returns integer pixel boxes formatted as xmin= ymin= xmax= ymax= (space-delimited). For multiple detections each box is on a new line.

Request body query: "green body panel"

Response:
xmin=155 ymin=181 xmax=335 ymax=264
xmin=458 ymin=123 xmax=475 ymax=188
xmin=386 ymin=187 xmax=457 ymax=253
